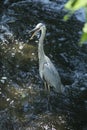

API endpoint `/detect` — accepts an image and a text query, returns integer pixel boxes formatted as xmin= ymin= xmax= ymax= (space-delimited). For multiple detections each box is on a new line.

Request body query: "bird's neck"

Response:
xmin=38 ymin=28 xmax=46 ymax=60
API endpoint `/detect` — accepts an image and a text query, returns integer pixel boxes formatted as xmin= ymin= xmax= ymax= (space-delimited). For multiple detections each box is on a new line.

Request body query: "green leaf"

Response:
xmin=83 ymin=23 xmax=87 ymax=33
xmin=65 ymin=0 xmax=87 ymax=11
xmin=63 ymin=11 xmax=74 ymax=21
xmin=64 ymin=14 xmax=69 ymax=21
xmin=79 ymin=32 xmax=87 ymax=46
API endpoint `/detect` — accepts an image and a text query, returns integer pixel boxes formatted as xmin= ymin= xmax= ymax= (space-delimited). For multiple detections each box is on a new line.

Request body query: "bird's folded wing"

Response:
xmin=43 ymin=62 xmax=60 ymax=84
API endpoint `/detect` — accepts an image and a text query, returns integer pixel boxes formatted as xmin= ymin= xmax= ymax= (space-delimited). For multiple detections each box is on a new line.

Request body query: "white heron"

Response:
xmin=30 ymin=23 xmax=64 ymax=93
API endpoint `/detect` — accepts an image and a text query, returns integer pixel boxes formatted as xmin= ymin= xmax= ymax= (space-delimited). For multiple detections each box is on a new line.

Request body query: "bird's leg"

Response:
xmin=44 ymin=82 xmax=50 ymax=93
xmin=47 ymin=84 xmax=50 ymax=93
xmin=44 ymin=81 xmax=47 ymax=91
xmin=43 ymin=82 xmax=51 ymax=111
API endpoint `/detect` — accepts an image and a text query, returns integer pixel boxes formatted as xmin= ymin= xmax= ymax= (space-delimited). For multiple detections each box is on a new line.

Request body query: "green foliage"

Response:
xmin=65 ymin=0 xmax=87 ymax=11
xmin=80 ymin=23 xmax=87 ymax=45
xmin=64 ymin=0 xmax=87 ymax=45
xmin=64 ymin=11 xmax=73 ymax=21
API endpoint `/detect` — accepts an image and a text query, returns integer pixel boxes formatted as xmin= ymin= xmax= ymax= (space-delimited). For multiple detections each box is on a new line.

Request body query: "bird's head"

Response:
xmin=30 ymin=23 xmax=46 ymax=40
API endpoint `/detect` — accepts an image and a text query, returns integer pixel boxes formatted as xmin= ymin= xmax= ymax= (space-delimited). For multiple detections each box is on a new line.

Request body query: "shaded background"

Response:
xmin=0 ymin=0 xmax=87 ymax=130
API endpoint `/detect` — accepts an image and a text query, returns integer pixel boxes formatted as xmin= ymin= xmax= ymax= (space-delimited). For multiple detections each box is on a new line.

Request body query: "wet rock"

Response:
xmin=75 ymin=8 xmax=86 ymax=22
xmin=0 ymin=110 xmax=13 ymax=130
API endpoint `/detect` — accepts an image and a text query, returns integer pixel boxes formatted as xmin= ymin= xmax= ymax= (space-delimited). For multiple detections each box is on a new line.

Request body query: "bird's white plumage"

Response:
xmin=36 ymin=23 xmax=43 ymax=28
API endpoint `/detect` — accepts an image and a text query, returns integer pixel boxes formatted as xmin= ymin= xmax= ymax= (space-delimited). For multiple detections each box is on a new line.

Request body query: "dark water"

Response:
xmin=0 ymin=0 xmax=87 ymax=130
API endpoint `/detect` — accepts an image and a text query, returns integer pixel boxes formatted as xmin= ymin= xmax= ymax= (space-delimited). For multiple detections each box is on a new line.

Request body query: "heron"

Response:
xmin=30 ymin=23 xmax=64 ymax=93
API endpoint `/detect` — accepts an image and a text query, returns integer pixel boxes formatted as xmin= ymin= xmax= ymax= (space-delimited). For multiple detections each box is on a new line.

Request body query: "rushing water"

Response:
xmin=0 ymin=0 xmax=87 ymax=130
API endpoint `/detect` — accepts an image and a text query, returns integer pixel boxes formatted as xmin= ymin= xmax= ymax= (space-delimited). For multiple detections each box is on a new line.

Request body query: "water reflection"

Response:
xmin=0 ymin=0 xmax=87 ymax=130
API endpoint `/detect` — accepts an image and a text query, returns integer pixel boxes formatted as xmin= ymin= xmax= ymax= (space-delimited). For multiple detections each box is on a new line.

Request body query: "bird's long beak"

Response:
xmin=29 ymin=27 xmax=39 ymax=40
